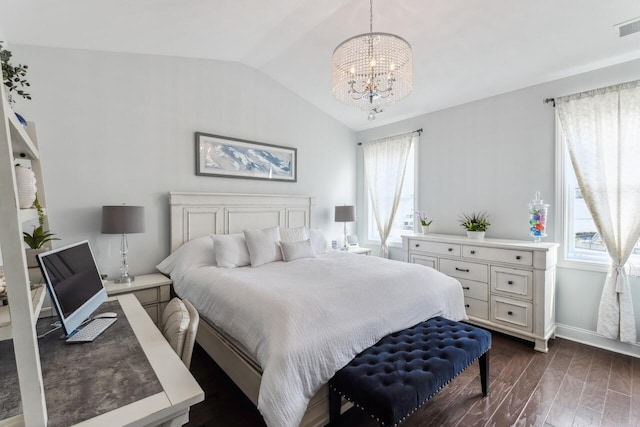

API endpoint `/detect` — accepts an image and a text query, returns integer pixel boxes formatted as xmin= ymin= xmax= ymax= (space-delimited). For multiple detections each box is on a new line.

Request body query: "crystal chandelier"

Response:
xmin=332 ymin=0 xmax=413 ymax=121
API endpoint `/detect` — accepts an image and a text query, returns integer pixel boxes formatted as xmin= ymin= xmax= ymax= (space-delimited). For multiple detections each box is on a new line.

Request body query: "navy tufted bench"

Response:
xmin=328 ymin=317 xmax=491 ymax=426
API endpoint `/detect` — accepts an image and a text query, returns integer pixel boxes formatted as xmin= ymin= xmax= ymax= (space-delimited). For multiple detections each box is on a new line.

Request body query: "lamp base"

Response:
xmin=114 ymin=275 xmax=135 ymax=284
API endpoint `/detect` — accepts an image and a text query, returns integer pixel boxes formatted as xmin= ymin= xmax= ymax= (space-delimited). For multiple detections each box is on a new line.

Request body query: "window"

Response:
xmin=366 ymin=142 xmax=415 ymax=243
xmin=557 ymin=124 xmax=640 ymax=268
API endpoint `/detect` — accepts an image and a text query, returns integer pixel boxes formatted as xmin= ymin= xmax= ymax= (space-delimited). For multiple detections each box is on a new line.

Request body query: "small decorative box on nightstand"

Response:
xmin=104 ymin=273 xmax=172 ymax=326
xmin=347 ymin=247 xmax=372 ymax=255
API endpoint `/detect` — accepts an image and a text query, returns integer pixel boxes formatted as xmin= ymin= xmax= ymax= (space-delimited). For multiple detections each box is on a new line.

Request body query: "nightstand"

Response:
xmin=348 ymin=247 xmax=372 ymax=255
xmin=104 ymin=273 xmax=171 ymax=326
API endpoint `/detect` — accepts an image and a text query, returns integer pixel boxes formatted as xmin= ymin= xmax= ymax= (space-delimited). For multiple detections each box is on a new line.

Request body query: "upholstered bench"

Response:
xmin=328 ymin=317 xmax=491 ymax=426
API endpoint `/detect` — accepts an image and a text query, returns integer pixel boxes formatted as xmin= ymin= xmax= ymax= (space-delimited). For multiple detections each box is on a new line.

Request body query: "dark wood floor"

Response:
xmin=185 ymin=333 xmax=639 ymax=427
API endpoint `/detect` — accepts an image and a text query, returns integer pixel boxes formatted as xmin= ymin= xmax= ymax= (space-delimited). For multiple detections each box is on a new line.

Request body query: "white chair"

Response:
xmin=160 ymin=297 xmax=199 ymax=369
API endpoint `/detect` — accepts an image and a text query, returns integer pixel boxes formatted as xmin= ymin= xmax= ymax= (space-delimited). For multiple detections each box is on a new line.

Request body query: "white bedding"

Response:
xmin=173 ymin=251 xmax=466 ymax=427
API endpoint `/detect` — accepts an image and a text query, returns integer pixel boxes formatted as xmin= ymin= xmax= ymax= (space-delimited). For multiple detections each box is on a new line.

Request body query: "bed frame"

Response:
xmin=169 ymin=192 xmax=349 ymax=427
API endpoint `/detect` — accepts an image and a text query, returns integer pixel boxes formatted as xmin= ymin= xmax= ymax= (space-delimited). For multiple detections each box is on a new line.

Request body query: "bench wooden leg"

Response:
xmin=479 ymin=351 xmax=489 ymax=396
xmin=329 ymin=387 xmax=341 ymax=426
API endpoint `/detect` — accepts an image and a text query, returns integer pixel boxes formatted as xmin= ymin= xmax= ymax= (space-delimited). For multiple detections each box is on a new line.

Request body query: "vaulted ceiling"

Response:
xmin=1 ymin=0 xmax=639 ymax=130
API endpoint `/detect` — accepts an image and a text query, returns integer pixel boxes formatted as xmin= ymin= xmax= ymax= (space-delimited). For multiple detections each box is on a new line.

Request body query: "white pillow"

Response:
xmin=211 ymin=233 xmax=251 ymax=268
xmin=156 ymin=235 xmax=216 ymax=280
xmin=279 ymin=226 xmax=309 ymax=243
xmin=280 ymin=239 xmax=316 ymax=262
xmin=308 ymin=228 xmax=331 ymax=254
xmin=243 ymin=227 xmax=283 ymax=267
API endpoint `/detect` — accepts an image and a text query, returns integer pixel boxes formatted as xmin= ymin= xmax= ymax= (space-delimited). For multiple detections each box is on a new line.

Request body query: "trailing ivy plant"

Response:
xmin=1 ymin=41 xmax=31 ymax=101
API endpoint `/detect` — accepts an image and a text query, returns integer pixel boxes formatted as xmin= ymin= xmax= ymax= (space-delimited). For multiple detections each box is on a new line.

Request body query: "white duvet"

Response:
xmin=173 ymin=251 xmax=466 ymax=427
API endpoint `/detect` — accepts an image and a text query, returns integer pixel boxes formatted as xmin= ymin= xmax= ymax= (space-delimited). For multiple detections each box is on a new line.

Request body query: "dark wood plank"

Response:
xmin=514 ymin=350 xmax=574 ymax=426
xmin=608 ymin=353 xmax=632 ymax=396
xmin=457 ymin=343 xmax=534 ymax=427
xmin=487 ymin=341 xmax=559 ymax=427
xmin=601 ymin=390 xmax=630 ymax=427
xmin=545 ymin=346 xmax=594 ymax=426
xmin=572 ymin=405 xmax=602 ymax=427
xmin=579 ymin=348 xmax=612 ymax=413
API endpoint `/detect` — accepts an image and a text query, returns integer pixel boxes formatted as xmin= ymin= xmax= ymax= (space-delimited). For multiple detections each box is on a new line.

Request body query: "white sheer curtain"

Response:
xmin=556 ymin=80 xmax=640 ymax=343
xmin=362 ymin=131 xmax=415 ymax=258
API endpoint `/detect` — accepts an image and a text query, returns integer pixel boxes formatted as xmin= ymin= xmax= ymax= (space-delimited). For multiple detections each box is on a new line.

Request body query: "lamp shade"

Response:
xmin=335 ymin=205 xmax=355 ymax=222
xmin=101 ymin=205 xmax=145 ymax=234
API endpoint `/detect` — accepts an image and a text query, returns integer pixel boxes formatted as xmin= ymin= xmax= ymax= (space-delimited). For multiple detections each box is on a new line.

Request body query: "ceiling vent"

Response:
xmin=614 ymin=17 xmax=640 ymax=38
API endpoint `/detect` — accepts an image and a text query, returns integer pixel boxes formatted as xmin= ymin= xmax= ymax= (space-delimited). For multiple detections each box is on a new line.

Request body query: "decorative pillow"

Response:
xmin=243 ymin=227 xmax=283 ymax=267
xmin=156 ymin=235 xmax=216 ymax=279
xmin=308 ymin=228 xmax=331 ymax=254
xmin=280 ymin=239 xmax=316 ymax=262
xmin=279 ymin=226 xmax=309 ymax=243
xmin=161 ymin=297 xmax=190 ymax=357
xmin=211 ymin=233 xmax=251 ymax=268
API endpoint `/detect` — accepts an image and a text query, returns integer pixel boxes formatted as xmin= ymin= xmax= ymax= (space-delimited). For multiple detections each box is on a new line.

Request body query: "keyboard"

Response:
xmin=66 ymin=318 xmax=117 ymax=343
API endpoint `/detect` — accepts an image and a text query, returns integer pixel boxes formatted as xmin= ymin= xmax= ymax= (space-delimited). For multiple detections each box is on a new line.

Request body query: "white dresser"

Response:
xmin=402 ymin=233 xmax=558 ymax=352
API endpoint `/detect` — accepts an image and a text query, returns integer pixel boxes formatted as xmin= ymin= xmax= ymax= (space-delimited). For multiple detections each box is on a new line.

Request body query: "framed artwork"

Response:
xmin=196 ymin=132 xmax=297 ymax=182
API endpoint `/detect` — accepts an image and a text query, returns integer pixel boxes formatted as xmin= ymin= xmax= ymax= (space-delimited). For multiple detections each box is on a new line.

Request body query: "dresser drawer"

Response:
xmin=132 ymin=287 xmax=162 ymax=305
xmin=459 ymin=278 xmax=488 ymax=301
xmin=409 ymin=254 xmax=437 ymax=269
xmin=463 ymin=245 xmax=533 ymax=267
xmin=491 ymin=267 xmax=533 ymax=300
xmin=490 ymin=296 xmax=533 ymax=332
xmin=464 ymin=297 xmax=488 ymax=320
xmin=439 ymin=259 xmax=488 ymax=283
xmin=408 ymin=239 xmax=460 ymax=256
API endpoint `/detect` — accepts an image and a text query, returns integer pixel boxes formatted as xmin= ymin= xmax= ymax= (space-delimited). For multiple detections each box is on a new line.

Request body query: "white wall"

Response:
xmin=11 ymin=45 xmax=356 ymax=278
xmin=357 ymin=58 xmax=640 ymax=354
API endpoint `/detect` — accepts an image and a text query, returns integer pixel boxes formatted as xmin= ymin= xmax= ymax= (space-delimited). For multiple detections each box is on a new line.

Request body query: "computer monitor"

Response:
xmin=37 ymin=240 xmax=108 ymax=337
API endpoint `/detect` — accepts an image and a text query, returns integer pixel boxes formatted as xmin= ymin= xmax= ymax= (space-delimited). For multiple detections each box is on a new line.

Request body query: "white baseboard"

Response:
xmin=555 ymin=323 xmax=640 ymax=357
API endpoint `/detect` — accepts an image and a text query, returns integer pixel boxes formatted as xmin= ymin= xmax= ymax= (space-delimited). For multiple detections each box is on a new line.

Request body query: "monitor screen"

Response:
xmin=37 ymin=240 xmax=108 ymax=336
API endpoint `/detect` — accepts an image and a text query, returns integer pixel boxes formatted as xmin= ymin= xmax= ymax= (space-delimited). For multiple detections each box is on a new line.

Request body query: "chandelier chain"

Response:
xmin=369 ymin=0 xmax=373 ymax=34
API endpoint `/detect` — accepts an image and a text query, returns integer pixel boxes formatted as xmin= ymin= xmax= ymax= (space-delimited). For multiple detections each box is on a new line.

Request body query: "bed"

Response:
xmin=165 ymin=192 xmax=466 ymax=427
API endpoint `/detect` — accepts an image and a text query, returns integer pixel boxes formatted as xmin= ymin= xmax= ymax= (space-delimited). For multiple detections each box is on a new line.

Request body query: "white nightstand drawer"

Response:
xmin=459 ymin=278 xmax=488 ymax=302
xmin=464 ymin=297 xmax=488 ymax=320
xmin=439 ymin=259 xmax=488 ymax=283
xmin=133 ymin=287 xmax=162 ymax=305
xmin=490 ymin=296 xmax=533 ymax=332
xmin=409 ymin=254 xmax=437 ymax=269
xmin=463 ymin=246 xmax=533 ymax=266
xmin=491 ymin=267 xmax=533 ymax=300
xmin=408 ymin=239 xmax=460 ymax=256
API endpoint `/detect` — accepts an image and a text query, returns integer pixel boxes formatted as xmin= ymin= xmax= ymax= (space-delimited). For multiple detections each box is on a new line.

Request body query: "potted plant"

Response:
xmin=1 ymin=42 xmax=31 ymax=102
xmin=23 ymin=196 xmax=59 ymax=267
xmin=415 ymin=211 xmax=433 ymax=234
xmin=459 ymin=212 xmax=490 ymax=239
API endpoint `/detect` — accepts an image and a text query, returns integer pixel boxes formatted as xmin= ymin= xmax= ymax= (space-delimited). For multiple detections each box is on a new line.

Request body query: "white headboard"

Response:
xmin=169 ymin=192 xmax=314 ymax=252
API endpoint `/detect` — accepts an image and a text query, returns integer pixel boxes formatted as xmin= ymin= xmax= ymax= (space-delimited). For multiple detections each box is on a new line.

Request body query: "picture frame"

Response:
xmin=196 ymin=132 xmax=297 ymax=182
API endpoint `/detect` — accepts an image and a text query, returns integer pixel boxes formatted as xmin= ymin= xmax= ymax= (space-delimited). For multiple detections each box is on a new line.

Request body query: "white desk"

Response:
xmin=0 ymin=294 xmax=203 ymax=427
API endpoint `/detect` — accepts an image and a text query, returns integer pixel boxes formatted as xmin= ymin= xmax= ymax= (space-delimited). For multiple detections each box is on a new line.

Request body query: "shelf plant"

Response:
xmin=1 ymin=41 xmax=31 ymax=102
xmin=459 ymin=212 xmax=490 ymax=239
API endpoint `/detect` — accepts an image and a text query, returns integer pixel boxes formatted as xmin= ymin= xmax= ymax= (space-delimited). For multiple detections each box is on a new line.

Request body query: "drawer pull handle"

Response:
xmin=462 ymin=286 xmax=470 ymax=290
xmin=455 ymin=267 xmax=470 ymax=272
xmin=465 ymin=304 xmax=470 ymax=308
xmin=448 ymin=248 xmax=453 ymax=252
xmin=415 ymin=244 xmax=420 ymax=247
xmin=507 ymin=311 xmax=513 ymax=316
xmin=516 ymin=256 xmax=521 ymax=260
xmin=508 ymin=280 xmax=514 ymax=285
xmin=470 ymin=250 xmax=476 ymax=254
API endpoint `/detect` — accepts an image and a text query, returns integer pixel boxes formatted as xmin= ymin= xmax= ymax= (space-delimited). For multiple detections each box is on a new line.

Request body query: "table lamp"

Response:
xmin=335 ymin=205 xmax=355 ymax=250
xmin=101 ymin=205 xmax=145 ymax=283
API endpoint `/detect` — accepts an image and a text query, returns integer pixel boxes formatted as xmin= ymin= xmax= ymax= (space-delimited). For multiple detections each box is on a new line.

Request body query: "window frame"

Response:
xmin=362 ymin=140 xmax=417 ymax=248
xmin=554 ymin=115 xmax=639 ymax=273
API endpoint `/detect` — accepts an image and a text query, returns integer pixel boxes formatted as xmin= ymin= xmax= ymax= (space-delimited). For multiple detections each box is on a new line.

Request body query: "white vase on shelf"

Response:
xmin=15 ymin=165 xmax=37 ymax=208
xmin=421 ymin=225 xmax=430 ymax=234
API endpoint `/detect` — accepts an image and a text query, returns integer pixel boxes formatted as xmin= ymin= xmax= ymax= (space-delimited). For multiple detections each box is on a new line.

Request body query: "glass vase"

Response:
xmin=529 ymin=192 xmax=549 ymax=242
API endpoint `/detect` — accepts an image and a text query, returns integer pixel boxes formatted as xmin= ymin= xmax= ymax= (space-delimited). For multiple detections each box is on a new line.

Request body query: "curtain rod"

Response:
xmin=357 ymin=128 xmax=423 ymax=145
xmin=543 ymin=98 xmax=556 ymax=107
